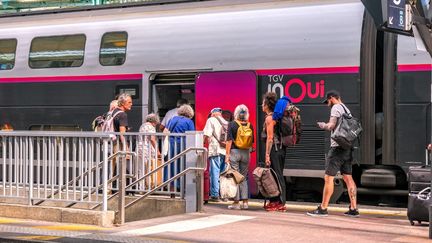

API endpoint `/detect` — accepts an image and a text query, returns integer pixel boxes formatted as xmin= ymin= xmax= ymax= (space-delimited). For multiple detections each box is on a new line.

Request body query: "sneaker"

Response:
xmin=241 ymin=203 xmax=249 ymax=210
xmin=264 ymin=201 xmax=277 ymax=210
xmin=344 ymin=207 xmax=359 ymax=217
xmin=209 ymin=196 xmax=221 ymax=202
xmin=228 ymin=203 xmax=241 ymax=210
xmin=277 ymin=204 xmax=287 ymax=212
xmin=265 ymin=202 xmax=282 ymax=212
xmin=307 ymin=205 xmax=328 ymax=217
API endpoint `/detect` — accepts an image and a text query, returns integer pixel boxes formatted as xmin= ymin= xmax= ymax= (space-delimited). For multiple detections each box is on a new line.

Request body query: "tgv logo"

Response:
xmin=393 ymin=0 xmax=401 ymax=5
xmin=267 ymin=76 xmax=325 ymax=103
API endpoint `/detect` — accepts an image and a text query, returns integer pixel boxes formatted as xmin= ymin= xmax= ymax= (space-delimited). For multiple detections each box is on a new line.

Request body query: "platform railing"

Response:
xmin=0 ymin=130 xmax=206 ymax=217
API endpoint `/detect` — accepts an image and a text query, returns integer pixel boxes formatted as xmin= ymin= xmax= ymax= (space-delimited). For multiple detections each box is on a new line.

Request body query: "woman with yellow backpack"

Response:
xmin=225 ymin=104 xmax=254 ymax=210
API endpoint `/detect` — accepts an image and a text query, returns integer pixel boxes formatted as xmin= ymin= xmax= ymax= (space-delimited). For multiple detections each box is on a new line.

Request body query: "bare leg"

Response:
xmin=343 ymin=175 xmax=357 ymax=209
xmin=321 ymin=175 xmax=334 ymax=209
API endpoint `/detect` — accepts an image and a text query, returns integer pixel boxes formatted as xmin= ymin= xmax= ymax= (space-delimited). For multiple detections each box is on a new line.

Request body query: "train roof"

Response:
xmin=0 ymin=0 xmax=358 ymax=26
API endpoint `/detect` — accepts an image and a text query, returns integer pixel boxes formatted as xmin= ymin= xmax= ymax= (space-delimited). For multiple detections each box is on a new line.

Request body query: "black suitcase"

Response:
xmin=408 ymin=166 xmax=431 ymax=185
xmin=407 ymin=188 xmax=431 ymax=225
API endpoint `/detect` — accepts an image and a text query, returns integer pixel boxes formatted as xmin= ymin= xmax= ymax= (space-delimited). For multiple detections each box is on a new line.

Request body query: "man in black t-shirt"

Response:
xmin=113 ymin=93 xmax=132 ymax=133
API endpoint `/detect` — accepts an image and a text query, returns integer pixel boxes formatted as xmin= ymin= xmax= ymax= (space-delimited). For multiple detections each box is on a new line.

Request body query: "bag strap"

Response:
xmin=340 ymin=104 xmax=352 ymax=117
xmin=169 ymin=117 xmax=182 ymax=132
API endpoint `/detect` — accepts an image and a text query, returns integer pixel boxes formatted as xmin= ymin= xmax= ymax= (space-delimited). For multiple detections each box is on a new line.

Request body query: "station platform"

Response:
xmin=0 ymin=200 xmax=428 ymax=243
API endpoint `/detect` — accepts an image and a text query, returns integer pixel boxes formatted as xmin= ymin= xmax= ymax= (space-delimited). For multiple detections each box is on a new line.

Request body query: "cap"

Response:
xmin=322 ymin=90 xmax=340 ymax=104
xmin=210 ymin=107 xmax=222 ymax=113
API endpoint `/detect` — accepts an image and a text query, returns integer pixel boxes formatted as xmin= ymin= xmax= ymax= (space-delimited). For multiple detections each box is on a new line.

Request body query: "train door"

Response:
xmin=150 ymin=73 xmax=196 ymax=122
xmin=195 ymin=71 xmax=258 ymax=194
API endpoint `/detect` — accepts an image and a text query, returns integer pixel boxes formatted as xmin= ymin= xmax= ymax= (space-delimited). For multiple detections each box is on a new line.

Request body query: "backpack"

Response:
xmin=331 ymin=104 xmax=362 ymax=149
xmin=212 ymin=116 xmax=228 ymax=148
xmin=91 ymin=115 xmax=105 ymax=131
xmin=252 ymin=167 xmax=281 ymax=198
xmin=101 ymin=110 xmax=124 ymax=140
xmin=278 ymin=104 xmax=302 ymax=147
xmin=234 ymin=121 xmax=253 ymax=149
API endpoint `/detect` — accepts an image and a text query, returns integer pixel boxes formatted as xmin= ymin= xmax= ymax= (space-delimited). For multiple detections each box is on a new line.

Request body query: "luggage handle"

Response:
xmin=417 ymin=187 xmax=431 ymax=200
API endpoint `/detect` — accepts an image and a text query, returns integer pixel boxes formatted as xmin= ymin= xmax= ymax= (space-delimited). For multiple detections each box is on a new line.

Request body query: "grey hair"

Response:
xmin=177 ymin=104 xmax=194 ymax=119
xmin=109 ymin=100 xmax=118 ymax=111
xmin=234 ymin=104 xmax=249 ymax=121
xmin=117 ymin=93 xmax=131 ymax=106
xmin=145 ymin=113 xmax=160 ymax=123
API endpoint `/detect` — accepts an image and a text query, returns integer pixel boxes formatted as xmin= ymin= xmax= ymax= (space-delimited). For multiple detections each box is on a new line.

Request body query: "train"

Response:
xmin=0 ymin=0 xmax=430 ymax=203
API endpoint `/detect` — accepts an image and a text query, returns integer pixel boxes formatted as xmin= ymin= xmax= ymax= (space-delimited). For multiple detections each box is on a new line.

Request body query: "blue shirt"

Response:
xmin=167 ymin=116 xmax=195 ymax=145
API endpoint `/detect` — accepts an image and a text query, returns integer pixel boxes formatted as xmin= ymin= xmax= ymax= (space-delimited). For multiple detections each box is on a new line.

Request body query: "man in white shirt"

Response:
xmin=203 ymin=107 xmax=228 ymax=202
xmin=161 ymin=98 xmax=189 ymax=127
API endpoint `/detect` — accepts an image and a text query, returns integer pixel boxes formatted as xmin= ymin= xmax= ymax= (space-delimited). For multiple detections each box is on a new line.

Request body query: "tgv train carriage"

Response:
xmin=0 ymin=0 xmax=430 ymax=201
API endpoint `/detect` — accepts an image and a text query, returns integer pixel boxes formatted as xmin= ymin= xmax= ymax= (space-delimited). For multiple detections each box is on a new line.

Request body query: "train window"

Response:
xmin=0 ymin=39 xmax=17 ymax=71
xmin=116 ymin=84 xmax=139 ymax=99
xmin=99 ymin=32 xmax=128 ymax=66
xmin=29 ymin=34 xmax=86 ymax=69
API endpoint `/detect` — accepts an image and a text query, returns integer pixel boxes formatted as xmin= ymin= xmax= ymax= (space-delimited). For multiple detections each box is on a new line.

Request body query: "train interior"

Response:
xmin=151 ymin=73 xmax=196 ymax=124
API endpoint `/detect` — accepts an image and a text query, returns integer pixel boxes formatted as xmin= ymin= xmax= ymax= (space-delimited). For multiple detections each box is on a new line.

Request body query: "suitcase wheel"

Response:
xmin=410 ymin=220 xmax=415 ymax=226
xmin=418 ymin=220 xmax=422 ymax=225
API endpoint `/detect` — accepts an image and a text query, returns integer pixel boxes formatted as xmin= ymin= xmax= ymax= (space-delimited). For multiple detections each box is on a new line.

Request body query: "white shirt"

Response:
xmin=138 ymin=122 xmax=156 ymax=158
xmin=161 ymin=108 xmax=178 ymax=126
xmin=203 ymin=116 xmax=227 ymax=157
xmin=330 ymin=103 xmax=351 ymax=147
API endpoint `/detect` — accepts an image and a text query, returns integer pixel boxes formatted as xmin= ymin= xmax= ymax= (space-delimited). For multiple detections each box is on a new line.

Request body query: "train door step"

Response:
xmin=360 ymin=168 xmax=399 ymax=188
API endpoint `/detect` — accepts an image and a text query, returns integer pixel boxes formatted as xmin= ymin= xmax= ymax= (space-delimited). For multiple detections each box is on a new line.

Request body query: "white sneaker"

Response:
xmin=228 ymin=204 xmax=241 ymax=210
xmin=241 ymin=203 xmax=249 ymax=210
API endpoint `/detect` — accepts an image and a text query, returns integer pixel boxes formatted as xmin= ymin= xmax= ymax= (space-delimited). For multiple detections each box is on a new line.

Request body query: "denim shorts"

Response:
xmin=325 ymin=147 xmax=353 ymax=176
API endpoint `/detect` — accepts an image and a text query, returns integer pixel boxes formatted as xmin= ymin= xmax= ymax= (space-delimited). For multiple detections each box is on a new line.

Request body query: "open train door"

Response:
xmin=195 ymin=71 xmax=258 ymax=195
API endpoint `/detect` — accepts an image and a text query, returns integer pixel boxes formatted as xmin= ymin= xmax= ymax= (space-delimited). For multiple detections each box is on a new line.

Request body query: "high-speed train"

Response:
xmin=0 ymin=0 xmax=430 ymax=201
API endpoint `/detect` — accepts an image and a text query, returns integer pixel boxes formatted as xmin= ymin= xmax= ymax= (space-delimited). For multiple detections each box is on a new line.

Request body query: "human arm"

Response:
xmin=225 ymin=140 xmax=232 ymax=164
xmin=317 ymin=117 xmax=338 ymax=131
xmin=265 ymin=116 xmax=275 ymax=166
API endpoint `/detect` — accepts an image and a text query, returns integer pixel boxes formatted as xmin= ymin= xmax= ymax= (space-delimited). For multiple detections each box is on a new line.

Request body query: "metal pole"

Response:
xmin=102 ymin=140 xmax=108 ymax=212
xmin=118 ymin=153 xmax=126 ymax=225
xmin=28 ymin=137 xmax=33 ymax=206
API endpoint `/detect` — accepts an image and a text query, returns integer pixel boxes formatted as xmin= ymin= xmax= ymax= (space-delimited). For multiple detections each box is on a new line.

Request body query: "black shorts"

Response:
xmin=325 ymin=147 xmax=353 ymax=176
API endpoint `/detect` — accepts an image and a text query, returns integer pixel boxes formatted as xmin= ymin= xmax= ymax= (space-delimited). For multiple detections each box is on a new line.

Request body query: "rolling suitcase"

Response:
xmin=408 ymin=187 xmax=431 ymax=225
xmin=407 ymin=149 xmax=431 ymax=225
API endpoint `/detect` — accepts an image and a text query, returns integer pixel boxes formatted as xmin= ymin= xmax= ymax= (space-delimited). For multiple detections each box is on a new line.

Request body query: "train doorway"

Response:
xmin=150 ymin=73 xmax=196 ymax=124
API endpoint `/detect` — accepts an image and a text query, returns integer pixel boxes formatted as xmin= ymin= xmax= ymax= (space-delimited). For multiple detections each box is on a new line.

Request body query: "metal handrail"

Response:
xmin=35 ymin=150 xmax=135 ymax=206
xmin=124 ymin=147 xmax=207 ymax=209
xmin=112 ymin=147 xmax=207 ymax=225
xmin=124 ymin=147 xmax=206 ymax=191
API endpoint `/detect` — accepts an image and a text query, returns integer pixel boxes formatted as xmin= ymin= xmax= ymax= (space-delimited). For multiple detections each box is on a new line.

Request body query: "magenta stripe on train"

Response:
xmin=397 ymin=64 xmax=432 ymax=72
xmin=0 ymin=64 xmax=429 ymax=83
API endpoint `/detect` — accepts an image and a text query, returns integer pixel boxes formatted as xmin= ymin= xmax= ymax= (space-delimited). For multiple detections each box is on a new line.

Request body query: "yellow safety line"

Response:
xmin=15 ymin=235 xmax=62 ymax=241
xmin=211 ymin=201 xmax=407 ymax=217
xmin=35 ymin=224 xmax=106 ymax=231
xmin=0 ymin=217 xmax=23 ymax=224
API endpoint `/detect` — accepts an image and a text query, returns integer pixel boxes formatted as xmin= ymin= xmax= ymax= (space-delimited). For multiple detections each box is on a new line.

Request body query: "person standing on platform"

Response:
xmin=225 ymin=104 xmax=254 ymax=210
xmin=307 ymin=90 xmax=359 ymax=217
xmin=203 ymin=107 xmax=228 ymax=202
xmin=161 ymin=98 xmax=189 ymax=128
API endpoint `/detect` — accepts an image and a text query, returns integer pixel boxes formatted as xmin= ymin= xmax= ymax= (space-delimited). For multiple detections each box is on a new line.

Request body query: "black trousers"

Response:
xmin=269 ymin=145 xmax=286 ymax=204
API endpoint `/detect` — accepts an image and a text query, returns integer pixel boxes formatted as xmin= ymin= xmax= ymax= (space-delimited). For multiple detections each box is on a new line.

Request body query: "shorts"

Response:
xmin=325 ymin=147 xmax=353 ymax=176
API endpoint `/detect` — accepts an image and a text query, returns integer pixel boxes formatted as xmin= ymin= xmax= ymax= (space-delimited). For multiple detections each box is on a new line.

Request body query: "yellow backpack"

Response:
xmin=234 ymin=121 xmax=253 ymax=149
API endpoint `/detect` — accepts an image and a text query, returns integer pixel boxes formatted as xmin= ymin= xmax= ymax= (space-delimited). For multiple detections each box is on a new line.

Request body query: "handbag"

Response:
xmin=219 ymin=174 xmax=238 ymax=199
xmin=220 ymin=164 xmax=245 ymax=184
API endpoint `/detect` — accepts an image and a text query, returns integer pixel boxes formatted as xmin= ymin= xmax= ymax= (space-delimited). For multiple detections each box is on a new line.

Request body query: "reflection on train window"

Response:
xmin=0 ymin=39 xmax=17 ymax=71
xmin=100 ymin=32 xmax=128 ymax=66
xmin=116 ymin=84 xmax=139 ymax=99
xmin=29 ymin=34 xmax=86 ymax=69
